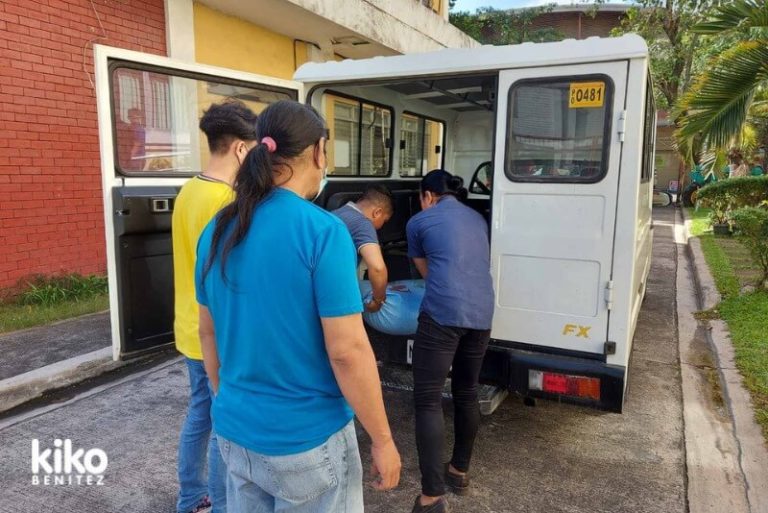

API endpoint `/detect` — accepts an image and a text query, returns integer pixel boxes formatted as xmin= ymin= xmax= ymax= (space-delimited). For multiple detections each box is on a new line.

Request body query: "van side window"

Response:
xmin=505 ymin=77 xmax=613 ymax=183
xmin=110 ymin=65 xmax=295 ymax=175
xmin=400 ymin=113 xmax=445 ymax=177
xmin=640 ymin=79 xmax=656 ymax=183
xmin=322 ymin=92 xmax=392 ymax=177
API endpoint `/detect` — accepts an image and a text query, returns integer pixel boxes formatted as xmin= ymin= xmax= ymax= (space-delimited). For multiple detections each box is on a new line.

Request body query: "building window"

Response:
xmin=505 ymin=76 xmax=613 ymax=183
xmin=324 ymin=93 xmax=392 ymax=177
xmin=399 ymin=113 xmax=445 ymax=177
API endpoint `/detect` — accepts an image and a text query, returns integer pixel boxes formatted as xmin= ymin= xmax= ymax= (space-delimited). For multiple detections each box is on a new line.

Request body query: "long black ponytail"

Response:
xmin=421 ymin=169 xmax=468 ymax=202
xmin=203 ymin=100 xmax=327 ymax=283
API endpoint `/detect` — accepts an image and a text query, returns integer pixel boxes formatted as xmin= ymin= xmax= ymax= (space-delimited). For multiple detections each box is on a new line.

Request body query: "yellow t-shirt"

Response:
xmin=172 ymin=176 xmax=234 ymax=360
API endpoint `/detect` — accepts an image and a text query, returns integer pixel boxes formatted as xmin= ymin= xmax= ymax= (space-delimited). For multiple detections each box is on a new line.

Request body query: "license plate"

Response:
xmin=569 ymin=81 xmax=605 ymax=108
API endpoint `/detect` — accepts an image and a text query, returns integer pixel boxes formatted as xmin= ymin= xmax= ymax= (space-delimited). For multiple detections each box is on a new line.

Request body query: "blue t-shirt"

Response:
xmin=333 ymin=203 xmax=379 ymax=253
xmin=195 ymin=188 xmax=363 ymax=456
xmin=407 ymin=196 xmax=494 ymax=330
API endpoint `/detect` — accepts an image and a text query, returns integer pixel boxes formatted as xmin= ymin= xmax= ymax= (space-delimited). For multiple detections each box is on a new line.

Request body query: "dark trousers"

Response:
xmin=412 ymin=313 xmax=491 ymax=497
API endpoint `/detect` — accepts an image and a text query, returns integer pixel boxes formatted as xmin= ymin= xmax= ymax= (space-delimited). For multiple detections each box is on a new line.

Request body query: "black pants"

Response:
xmin=412 ymin=313 xmax=491 ymax=497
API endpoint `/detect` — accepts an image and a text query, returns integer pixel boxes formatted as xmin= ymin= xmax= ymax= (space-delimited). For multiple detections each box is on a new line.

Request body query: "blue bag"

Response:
xmin=359 ymin=279 xmax=425 ymax=336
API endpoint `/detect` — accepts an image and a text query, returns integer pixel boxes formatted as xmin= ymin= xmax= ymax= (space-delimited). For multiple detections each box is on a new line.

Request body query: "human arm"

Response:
xmin=198 ymin=305 xmax=220 ymax=395
xmin=412 ymin=257 xmax=428 ymax=279
xmin=322 ymin=315 xmax=401 ymax=490
xmin=314 ymin=223 xmax=401 ymax=490
xmin=359 ymin=244 xmax=388 ymax=312
xmin=406 ymin=218 xmax=428 ymax=279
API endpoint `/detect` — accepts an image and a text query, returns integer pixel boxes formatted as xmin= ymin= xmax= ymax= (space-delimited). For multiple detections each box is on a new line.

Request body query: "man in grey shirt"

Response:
xmin=333 ymin=186 xmax=394 ymax=312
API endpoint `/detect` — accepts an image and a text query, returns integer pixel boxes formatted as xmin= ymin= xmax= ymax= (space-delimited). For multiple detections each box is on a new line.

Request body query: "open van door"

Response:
xmin=94 ymin=46 xmax=302 ymax=360
xmin=491 ymin=61 xmax=627 ymax=358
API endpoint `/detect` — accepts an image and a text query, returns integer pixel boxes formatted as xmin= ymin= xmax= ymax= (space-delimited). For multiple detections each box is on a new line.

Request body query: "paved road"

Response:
xmin=0 ymin=208 xmax=685 ymax=513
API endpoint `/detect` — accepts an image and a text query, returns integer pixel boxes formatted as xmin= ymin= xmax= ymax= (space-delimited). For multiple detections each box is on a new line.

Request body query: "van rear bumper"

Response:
xmin=367 ymin=330 xmax=626 ymax=413
xmin=481 ymin=345 xmax=626 ymax=413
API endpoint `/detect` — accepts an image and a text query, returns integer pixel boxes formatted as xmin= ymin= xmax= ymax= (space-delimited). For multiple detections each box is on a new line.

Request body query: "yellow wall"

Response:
xmin=193 ymin=3 xmax=308 ymax=80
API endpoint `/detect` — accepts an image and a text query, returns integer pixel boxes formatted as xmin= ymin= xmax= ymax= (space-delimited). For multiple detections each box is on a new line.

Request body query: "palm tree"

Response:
xmin=674 ymin=0 xmax=768 ymax=158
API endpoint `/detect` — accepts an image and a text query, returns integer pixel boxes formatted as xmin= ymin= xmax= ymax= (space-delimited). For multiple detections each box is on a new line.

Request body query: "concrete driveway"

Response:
xmin=0 ymin=209 xmax=686 ymax=513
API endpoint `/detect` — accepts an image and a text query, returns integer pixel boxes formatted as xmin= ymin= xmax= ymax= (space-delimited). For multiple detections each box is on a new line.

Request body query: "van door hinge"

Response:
xmin=605 ymin=280 xmax=614 ymax=310
xmin=617 ymin=110 xmax=627 ymax=142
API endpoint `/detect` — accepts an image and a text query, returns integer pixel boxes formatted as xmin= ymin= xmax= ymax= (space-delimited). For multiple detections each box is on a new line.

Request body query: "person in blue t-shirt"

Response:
xmin=406 ymin=169 xmax=495 ymax=513
xmin=333 ymin=186 xmax=394 ymax=313
xmin=195 ymin=100 xmax=401 ymax=513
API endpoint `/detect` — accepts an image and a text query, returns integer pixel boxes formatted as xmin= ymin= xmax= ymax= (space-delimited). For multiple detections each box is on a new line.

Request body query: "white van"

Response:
xmin=95 ymin=34 xmax=654 ymax=413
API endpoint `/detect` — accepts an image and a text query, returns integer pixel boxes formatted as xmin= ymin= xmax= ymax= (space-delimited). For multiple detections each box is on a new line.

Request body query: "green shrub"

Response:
xmin=728 ymin=207 xmax=768 ymax=289
xmin=697 ymin=176 xmax=768 ymax=224
xmin=20 ymin=274 xmax=109 ymax=307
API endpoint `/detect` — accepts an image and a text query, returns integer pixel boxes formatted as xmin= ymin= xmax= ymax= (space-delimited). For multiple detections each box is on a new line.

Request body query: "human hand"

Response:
xmin=370 ymin=437 xmax=401 ymax=491
xmin=365 ymin=300 xmax=383 ymax=313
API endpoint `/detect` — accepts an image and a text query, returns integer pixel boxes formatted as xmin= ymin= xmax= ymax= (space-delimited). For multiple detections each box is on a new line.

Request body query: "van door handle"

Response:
xmin=151 ymin=198 xmax=173 ymax=213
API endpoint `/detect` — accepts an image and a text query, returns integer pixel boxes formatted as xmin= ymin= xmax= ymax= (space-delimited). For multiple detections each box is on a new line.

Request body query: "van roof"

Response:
xmin=294 ymin=34 xmax=647 ymax=84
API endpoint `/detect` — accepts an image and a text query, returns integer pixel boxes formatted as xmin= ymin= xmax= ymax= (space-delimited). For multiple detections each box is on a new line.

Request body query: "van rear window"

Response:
xmin=505 ymin=76 xmax=613 ymax=183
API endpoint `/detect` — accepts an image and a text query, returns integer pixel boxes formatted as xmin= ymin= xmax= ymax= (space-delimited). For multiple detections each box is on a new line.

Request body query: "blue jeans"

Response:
xmin=177 ymin=358 xmax=227 ymax=513
xmin=218 ymin=421 xmax=363 ymax=513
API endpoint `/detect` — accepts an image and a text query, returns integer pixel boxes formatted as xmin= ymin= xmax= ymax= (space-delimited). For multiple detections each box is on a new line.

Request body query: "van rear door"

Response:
xmin=94 ymin=46 xmax=302 ymax=360
xmin=491 ymin=61 xmax=627 ymax=356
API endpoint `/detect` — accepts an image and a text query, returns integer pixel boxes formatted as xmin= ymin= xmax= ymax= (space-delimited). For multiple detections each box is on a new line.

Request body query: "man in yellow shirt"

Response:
xmin=172 ymin=100 xmax=258 ymax=513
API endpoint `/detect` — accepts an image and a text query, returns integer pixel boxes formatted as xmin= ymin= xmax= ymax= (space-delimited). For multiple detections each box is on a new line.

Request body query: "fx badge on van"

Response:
xmin=562 ymin=324 xmax=591 ymax=338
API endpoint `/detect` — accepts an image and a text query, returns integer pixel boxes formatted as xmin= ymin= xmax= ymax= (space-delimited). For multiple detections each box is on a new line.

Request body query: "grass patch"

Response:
xmin=699 ymin=234 xmax=741 ymax=298
xmin=0 ymin=293 xmax=109 ymax=334
xmin=687 ymin=207 xmax=713 ymax=237
xmin=0 ymin=274 xmax=110 ymax=334
xmin=21 ymin=274 xmax=108 ymax=307
xmin=687 ymin=208 xmax=768 ymax=440
xmin=719 ymin=292 xmax=768 ymax=440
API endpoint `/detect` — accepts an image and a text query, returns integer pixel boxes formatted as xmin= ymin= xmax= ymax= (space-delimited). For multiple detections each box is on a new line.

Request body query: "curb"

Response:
xmin=680 ymin=208 xmax=768 ymax=513
xmin=0 ymin=347 xmax=122 ymax=413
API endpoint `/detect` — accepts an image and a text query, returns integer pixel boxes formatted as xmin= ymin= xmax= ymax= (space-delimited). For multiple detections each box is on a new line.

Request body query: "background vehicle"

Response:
xmin=95 ymin=34 xmax=655 ymax=412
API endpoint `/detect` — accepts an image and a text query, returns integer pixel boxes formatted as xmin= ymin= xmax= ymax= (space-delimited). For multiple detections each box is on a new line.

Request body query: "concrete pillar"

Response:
xmin=164 ymin=0 xmax=196 ymax=61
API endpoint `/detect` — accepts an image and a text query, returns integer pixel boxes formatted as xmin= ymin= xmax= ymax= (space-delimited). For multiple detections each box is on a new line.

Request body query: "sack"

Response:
xmin=359 ymin=280 xmax=425 ymax=336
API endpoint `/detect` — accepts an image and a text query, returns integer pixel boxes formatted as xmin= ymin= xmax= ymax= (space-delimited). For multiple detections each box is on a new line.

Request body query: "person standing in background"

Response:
xmin=727 ymin=148 xmax=749 ymax=178
xmin=172 ymin=99 xmax=259 ymax=513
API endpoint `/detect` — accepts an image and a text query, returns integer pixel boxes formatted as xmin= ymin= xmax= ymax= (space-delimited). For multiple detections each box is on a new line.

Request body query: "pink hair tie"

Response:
xmin=261 ymin=136 xmax=277 ymax=153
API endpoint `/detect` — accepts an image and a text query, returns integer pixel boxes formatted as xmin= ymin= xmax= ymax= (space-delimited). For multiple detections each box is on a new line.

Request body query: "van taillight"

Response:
xmin=528 ymin=370 xmax=600 ymax=401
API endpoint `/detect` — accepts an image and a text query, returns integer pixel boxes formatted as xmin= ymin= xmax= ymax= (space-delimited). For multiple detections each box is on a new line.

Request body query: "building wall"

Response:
xmin=0 ymin=0 xmax=166 ymax=293
xmin=193 ymin=3 xmax=308 ymax=80
xmin=530 ymin=11 xmax=626 ymax=39
xmin=655 ymin=125 xmax=682 ymax=190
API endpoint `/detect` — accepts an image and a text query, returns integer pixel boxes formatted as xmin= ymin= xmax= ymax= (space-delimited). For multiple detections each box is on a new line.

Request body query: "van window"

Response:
xmin=641 ymin=78 xmax=656 ymax=183
xmin=505 ymin=77 xmax=613 ymax=183
xmin=110 ymin=65 xmax=294 ymax=175
xmin=400 ymin=113 xmax=445 ymax=177
xmin=323 ymin=93 xmax=392 ymax=177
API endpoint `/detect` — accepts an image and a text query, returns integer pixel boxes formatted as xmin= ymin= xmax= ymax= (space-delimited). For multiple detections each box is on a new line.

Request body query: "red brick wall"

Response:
xmin=0 ymin=0 xmax=166 ymax=293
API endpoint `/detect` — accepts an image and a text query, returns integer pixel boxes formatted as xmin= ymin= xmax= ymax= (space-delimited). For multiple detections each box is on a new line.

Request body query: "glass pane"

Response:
xmin=506 ymin=79 xmax=610 ymax=182
xmin=400 ymin=113 xmax=424 ymax=177
xmin=424 ymin=119 xmax=444 ymax=172
xmin=112 ymin=67 xmax=292 ymax=174
xmin=360 ymin=104 xmax=390 ymax=176
xmin=325 ymin=94 xmax=360 ymax=176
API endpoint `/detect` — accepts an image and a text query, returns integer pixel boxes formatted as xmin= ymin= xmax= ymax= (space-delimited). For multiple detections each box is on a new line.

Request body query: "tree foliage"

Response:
xmin=449 ymin=4 xmax=565 ymax=45
xmin=608 ymin=0 xmax=722 ymax=111
xmin=675 ymin=0 xmax=768 ymax=158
